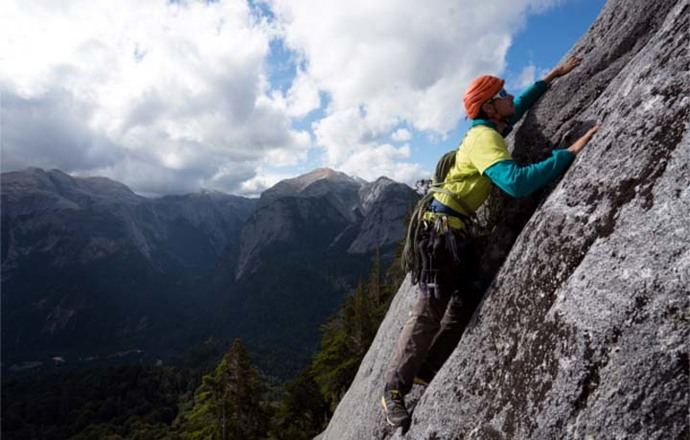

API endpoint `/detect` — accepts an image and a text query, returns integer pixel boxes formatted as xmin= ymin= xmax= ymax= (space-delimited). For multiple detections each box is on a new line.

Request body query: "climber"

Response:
xmin=380 ymin=56 xmax=601 ymax=428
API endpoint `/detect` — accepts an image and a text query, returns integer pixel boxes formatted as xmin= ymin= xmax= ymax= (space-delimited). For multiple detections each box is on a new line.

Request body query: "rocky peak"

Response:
xmin=2 ymin=168 xmax=255 ymax=272
xmin=357 ymin=176 xmax=399 ymax=215
xmin=262 ymin=168 xmax=360 ymax=199
xmin=234 ymin=170 xmax=416 ymax=280
xmin=1 ymin=168 xmax=143 ymax=207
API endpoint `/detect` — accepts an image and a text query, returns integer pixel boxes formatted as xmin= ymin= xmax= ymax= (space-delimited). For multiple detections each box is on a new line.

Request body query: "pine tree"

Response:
xmin=311 ymin=251 xmax=386 ymax=410
xmin=269 ymin=368 xmax=330 ymax=440
xmin=271 ymin=245 xmax=408 ymax=432
xmin=311 ymin=312 xmax=360 ymax=410
xmin=176 ymin=339 xmax=268 ymax=440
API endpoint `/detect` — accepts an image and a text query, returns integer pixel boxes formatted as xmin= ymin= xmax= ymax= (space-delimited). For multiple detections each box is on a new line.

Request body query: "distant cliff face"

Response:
xmin=235 ymin=169 xmax=417 ymax=280
xmin=323 ymin=0 xmax=689 ymax=438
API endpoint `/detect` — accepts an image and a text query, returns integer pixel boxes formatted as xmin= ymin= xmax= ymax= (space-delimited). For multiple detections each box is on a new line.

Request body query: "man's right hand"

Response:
xmin=544 ymin=56 xmax=582 ymax=84
xmin=568 ymin=124 xmax=601 ymax=155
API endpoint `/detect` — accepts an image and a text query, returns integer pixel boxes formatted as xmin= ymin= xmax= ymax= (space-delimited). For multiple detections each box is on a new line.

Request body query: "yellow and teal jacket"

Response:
xmin=433 ymin=80 xmax=574 ymax=218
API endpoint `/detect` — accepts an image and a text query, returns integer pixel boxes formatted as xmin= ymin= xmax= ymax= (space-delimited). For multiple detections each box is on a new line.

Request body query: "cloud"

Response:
xmin=339 ymin=143 xmax=425 ymax=185
xmin=508 ymin=63 xmax=551 ymax=90
xmin=0 ymin=0 xmax=308 ymax=195
xmin=515 ymin=64 xmax=538 ymax=89
xmin=238 ymin=166 xmax=295 ymax=195
xmin=283 ymin=69 xmax=321 ymax=118
xmin=1 ymin=0 xmax=565 ymax=195
xmin=1 ymin=89 xmax=124 ymax=172
xmin=268 ymin=0 xmax=561 ymax=180
xmin=391 ymin=128 xmax=412 ymax=142
xmin=313 ymin=108 xmax=425 ymax=184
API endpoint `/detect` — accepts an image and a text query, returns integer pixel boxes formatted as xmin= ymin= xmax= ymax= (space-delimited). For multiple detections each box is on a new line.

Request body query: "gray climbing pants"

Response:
xmin=385 ymin=223 xmax=480 ymax=395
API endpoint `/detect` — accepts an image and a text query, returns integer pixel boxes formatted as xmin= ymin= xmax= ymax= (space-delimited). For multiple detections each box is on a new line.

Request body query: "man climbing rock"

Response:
xmin=381 ymin=57 xmax=601 ymax=428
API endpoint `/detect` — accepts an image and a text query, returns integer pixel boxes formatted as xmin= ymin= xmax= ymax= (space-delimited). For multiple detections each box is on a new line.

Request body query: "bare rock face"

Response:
xmin=349 ymin=177 xmax=416 ymax=255
xmin=235 ymin=169 xmax=417 ymax=280
xmin=322 ymin=0 xmax=689 ymax=438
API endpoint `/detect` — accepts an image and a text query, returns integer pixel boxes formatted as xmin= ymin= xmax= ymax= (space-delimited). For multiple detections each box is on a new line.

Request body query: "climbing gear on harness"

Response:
xmin=401 ymin=148 xmax=478 ymax=284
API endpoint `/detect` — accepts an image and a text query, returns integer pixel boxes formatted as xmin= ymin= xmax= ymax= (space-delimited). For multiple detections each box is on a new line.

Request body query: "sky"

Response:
xmin=0 ymin=0 xmax=606 ymax=197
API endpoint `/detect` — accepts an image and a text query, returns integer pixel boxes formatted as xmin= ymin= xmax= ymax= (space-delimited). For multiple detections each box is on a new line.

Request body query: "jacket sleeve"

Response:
xmin=484 ymin=149 xmax=575 ymax=198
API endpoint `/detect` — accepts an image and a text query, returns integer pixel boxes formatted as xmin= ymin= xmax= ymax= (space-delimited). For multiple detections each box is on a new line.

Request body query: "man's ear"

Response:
xmin=480 ymin=101 xmax=494 ymax=117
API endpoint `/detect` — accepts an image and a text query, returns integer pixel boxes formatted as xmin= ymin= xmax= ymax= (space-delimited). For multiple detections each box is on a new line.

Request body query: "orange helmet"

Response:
xmin=463 ymin=75 xmax=505 ymax=119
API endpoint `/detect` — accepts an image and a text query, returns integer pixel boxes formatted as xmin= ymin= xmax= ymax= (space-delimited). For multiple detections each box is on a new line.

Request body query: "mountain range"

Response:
xmin=1 ymin=167 xmax=418 ymax=377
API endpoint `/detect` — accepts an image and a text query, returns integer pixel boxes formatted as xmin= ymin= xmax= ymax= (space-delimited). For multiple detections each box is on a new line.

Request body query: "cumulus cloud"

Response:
xmin=311 ymin=106 xmax=425 ymax=184
xmin=283 ymin=69 xmax=321 ymax=118
xmin=391 ymin=128 xmax=412 ymax=142
xmin=1 ymin=0 xmax=308 ymax=195
xmin=509 ymin=63 xmax=551 ymax=90
xmin=1 ymin=0 xmax=564 ymax=195
xmin=1 ymin=89 xmax=124 ymax=172
xmin=339 ymin=143 xmax=425 ymax=185
xmin=516 ymin=64 xmax=538 ymax=89
xmin=238 ymin=166 xmax=295 ymax=195
xmin=269 ymin=0 xmax=561 ymax=130
xmin=268 ymin=0 xmax=561 ymax=183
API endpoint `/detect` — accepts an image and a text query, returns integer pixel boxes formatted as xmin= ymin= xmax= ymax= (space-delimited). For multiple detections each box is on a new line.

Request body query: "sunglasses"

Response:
xmin=491 ymin=88 xmax=509 ymax=100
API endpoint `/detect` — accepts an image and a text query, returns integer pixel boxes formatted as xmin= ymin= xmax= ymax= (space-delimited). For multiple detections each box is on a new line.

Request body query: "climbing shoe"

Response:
xmin=380 ymin=387 xmax=410 ymax=427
